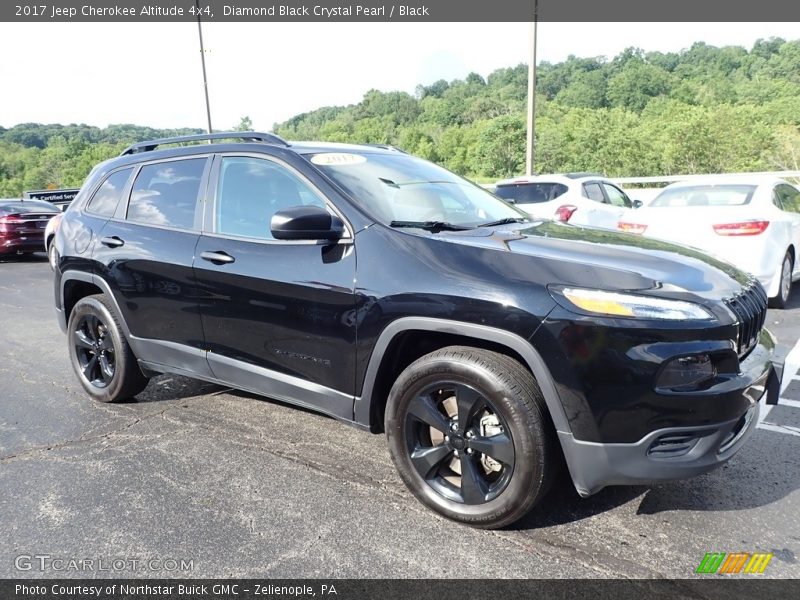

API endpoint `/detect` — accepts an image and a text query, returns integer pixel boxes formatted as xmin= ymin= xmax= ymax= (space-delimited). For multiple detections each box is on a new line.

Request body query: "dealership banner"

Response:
xmin=2 ymin=0 xmax=800 ymax=22
xmin=3 ymin=579 xmax=800 ymax=600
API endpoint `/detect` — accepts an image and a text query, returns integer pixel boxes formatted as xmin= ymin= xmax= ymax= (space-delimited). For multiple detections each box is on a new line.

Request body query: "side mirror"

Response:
xmin=271 ymin=205 xmax=344 ymax=241
xmin=632 ymin=200 xmax=643 ymax=209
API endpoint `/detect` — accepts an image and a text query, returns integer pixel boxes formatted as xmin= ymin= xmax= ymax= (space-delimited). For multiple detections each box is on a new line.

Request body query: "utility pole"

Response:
xmin=525 ymin=0 xmax=538 ymax=176
xmin=196 ymin=0 xmax=213 ymax=134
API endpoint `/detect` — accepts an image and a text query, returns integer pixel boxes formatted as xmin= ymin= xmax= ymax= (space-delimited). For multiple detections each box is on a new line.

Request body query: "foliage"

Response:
xmin=1 ymin=38 xmax=799 ymax=195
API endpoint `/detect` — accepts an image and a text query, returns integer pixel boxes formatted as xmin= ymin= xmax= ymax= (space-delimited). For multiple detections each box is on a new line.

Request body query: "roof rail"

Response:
xmin=120 ymin=131 xmax=290 ymax=156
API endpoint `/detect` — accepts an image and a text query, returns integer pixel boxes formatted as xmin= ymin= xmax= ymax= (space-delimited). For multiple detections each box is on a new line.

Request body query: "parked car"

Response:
xmin=44 ymin=211 xmax=64 ymax=269
xmin=494 ymin=173 xmax=638 ymax=230
xmin=617 ymin=177 xmax=800 ymax=308
xmin=54 ymin=133 xmax=780 ymax=528
xmin=0 ymin=199 xmax=61 ymax=257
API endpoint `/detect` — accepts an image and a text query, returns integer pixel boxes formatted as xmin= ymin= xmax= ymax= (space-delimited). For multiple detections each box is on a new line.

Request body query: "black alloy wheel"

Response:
xmin=67 ymin=294 xmax=149 ymax=402
xmin=404 ymin=381 xmax=515 ymax=505
xmin=74 ymin=313 xmax=116 ymax=388
xmin=386 ymin=346 xmax=556 ymax=528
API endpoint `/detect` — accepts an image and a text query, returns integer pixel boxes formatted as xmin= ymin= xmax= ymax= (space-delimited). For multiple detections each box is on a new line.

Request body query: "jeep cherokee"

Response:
xmin=53 ymin=132 xmax=781 ymax=528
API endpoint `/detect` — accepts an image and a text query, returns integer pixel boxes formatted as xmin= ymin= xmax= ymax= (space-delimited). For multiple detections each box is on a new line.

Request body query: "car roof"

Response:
xmin=661 ymin=175 xmax=787 ymax=189
xmin=495 ymin=173 xmax=610 ymax=186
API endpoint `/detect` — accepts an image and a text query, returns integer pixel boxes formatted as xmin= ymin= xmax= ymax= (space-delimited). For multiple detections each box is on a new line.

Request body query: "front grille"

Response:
xmin=724 ymin=280 xmax=768 ymax=357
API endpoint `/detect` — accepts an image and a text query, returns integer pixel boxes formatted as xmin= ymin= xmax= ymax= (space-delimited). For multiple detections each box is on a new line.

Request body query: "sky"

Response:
xmin=0 ymin=21 xmax=798 ymax=131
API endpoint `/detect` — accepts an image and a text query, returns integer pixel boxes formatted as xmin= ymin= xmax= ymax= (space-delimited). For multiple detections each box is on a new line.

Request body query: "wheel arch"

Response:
xmin=354 ymin=317 xmax=572 ymax=438
xmin=60 ymin=272 xmax=131 ymax=339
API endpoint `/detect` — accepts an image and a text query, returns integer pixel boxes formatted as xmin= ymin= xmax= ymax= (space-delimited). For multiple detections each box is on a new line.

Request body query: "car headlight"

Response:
xmin=557 ymin=287 xmax=714 ymax=320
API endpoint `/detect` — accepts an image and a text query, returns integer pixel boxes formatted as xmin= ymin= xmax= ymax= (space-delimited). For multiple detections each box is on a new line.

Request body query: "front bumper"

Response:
xmin=558 ymin=335 xmax=781 ymax=496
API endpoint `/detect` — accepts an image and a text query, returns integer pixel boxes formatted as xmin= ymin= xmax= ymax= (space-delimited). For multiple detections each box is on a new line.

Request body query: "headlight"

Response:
xmin=557 ymin=287 xmax=714 ymax=320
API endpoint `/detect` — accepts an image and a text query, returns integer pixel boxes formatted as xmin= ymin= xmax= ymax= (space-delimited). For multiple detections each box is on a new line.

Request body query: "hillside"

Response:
xmin=1 ymin=38 xmax=799 ymax=196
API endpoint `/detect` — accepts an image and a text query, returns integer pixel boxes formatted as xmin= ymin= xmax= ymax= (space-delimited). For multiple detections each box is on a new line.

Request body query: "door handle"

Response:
xmin=100 ymin=236 xmax=124 ymax=248
xmin=200 ymin=250 xmax=235 ymax=265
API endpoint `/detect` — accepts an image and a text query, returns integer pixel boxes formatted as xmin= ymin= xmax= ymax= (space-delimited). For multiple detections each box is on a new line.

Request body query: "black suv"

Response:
xmin=54 ymin=132 xmax=781 ymax=528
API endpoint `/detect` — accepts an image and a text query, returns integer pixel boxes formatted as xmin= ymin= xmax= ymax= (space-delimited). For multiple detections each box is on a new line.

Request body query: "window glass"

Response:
xmin=86 ymin=168 xmax=132 ymax=217
xmin=216 ymin=157 xmax=326 ymax=240
xmin=772 ymin=190 xmax=784 ymax=210
xmin=777 ymin=184 xmax=800 ymax=214
xmin=127 ymin=159 xmax=205 ymax=229
xmin=583 ymin=182 xmax=605 ymax=203
xmin=602 ymin=183 xmax=632 ymax=208
xmin=310 ymin=152 xmax=526 ymax=226
xmin=650 ymin=185 xmax=756 ymax=208
xmin=495 ymin=182 xmax=568 ymax=204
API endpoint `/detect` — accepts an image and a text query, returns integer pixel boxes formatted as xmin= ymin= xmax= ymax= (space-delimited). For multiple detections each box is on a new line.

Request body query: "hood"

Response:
xmin=437 ymin=220 xmax=751 ymax=300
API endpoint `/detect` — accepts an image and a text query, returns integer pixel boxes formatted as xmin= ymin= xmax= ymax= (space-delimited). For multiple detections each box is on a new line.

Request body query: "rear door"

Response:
xmin=193 ymin=153 xmax=357 ymax=419
xmin=92 ymin=155 xmax=212 ymax=376
xmin=776 ymin=183 xmax=800 ymax=277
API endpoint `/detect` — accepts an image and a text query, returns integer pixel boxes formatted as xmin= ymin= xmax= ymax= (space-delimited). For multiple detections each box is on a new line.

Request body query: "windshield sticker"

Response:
xmin=310 ymin=153 xmax=367 ymax=166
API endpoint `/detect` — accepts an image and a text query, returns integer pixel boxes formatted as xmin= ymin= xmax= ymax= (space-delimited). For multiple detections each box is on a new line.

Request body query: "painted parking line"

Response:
xmin=755 ymin=337 xmax=800 ymax=437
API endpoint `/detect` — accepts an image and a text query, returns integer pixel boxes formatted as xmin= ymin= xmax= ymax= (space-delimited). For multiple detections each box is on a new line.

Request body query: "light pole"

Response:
xmin=525 ymin=1 xmax=538 ymax=176
xmin=196 ymin=0 xmax=213 ymax=134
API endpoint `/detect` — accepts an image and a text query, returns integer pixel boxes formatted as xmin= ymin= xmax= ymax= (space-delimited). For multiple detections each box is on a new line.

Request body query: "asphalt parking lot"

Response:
xmin=1 ymin=254 xmax=798 ymax=579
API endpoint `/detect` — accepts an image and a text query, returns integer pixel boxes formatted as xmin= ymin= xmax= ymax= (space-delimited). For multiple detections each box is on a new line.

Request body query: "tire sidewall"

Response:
xmin=781 ymin=254 xmax=793 ymax=304
xmin=67 ymin=296 xmax=128 ymax=403
xmin=386 ymin=355 xmax=545 ymax=525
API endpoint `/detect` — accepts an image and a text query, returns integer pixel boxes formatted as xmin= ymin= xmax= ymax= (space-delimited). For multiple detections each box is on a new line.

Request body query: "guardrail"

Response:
xmin=611 ymin=171 xmax=800 ymax=185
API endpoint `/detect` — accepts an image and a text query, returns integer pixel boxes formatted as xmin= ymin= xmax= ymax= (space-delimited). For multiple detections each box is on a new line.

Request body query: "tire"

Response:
xmin=47 ymin=239 xmax=57 ymax=270
xmin=769 ymin=252 xmax=793 ymax=309
xmin=67 ymin=294 xmax=149 ymax=402
xmin=385 ymin=346 xmax=557 ymax=529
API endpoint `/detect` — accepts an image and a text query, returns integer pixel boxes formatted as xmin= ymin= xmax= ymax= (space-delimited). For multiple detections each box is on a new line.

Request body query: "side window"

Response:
xmin=602 ymin=183 xmax=632 ymax=208
xmin=86 ymin=168 xmax=133 ymax=217
xmin=777 ymin=184 xmax=800 ymax=214
xmin=127 ymin=158 xmax=206 ymax=229
xmin=583 ymin=182 xmax=605 ymax=203
xmin=215 ymin=156 xmax=326 ymax=240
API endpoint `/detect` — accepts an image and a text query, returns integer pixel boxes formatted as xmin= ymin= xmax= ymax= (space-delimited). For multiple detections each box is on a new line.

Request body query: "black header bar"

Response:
xmin=2 ymin=0 xmax=800 ymax=22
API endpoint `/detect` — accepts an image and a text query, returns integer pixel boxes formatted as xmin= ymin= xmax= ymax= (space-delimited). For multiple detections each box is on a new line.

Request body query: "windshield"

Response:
xmin=495 ymin=182 xmax=567 ymax=204
xmin=651 ymin=185 xmax=756 ymax=208
xmin=308 ymin=152 xmax=526 ymax=227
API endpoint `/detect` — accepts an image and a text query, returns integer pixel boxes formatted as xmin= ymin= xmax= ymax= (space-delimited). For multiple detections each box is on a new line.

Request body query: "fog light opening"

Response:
xmin=657 ymin=354 xmax=716 ymax=391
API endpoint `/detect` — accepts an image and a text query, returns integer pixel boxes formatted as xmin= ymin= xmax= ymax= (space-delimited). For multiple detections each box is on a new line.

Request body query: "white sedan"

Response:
xmin=618 ymin=176 xmax=800 ymax=307
xmin=494 ymin=174 xmax=637 ymax=230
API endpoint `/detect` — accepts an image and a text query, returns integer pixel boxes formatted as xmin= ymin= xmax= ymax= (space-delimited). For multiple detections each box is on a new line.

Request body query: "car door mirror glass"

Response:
xmin=271 ymin=205 xmax=344 ymax=241
xmin=632 ymin=200 xmax=643 ymax=209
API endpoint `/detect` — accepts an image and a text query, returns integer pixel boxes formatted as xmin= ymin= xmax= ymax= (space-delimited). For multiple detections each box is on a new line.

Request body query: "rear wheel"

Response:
xmin=47 ymin=239 xmax=57 ymax=270
xmin=769 ymin=252 xmax=793 ymax=309
xmin=385 ymin=346 xmax=557 ymax=529
xmin=67 ymin=294 xmax=149 ymax=402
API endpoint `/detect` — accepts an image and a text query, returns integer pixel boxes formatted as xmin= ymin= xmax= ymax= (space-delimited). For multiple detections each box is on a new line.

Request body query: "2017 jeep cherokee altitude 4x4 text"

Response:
xmin=53 ymin=132 xmax=782 ymax=528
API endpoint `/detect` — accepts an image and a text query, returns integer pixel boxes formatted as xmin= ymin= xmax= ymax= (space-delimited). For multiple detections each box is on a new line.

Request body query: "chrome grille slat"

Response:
xmin=723 ymin=280 xmax=768 ymax=358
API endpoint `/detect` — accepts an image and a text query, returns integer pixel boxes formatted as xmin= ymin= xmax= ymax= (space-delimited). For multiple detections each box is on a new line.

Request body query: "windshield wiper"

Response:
xmin=477 ymin=217 xmax=529 ymax=228
xmin=390 ymin=220 xmax=471 ymax=232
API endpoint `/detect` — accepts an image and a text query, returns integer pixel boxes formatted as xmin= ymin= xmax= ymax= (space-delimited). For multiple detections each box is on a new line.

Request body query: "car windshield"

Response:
xmin=495 ymin=182 xmax=568 ymax=204
xmin=650 ymin=185 xmax=757 ymax=208
xmin=309 ymin=152 xmax=527 ymax=227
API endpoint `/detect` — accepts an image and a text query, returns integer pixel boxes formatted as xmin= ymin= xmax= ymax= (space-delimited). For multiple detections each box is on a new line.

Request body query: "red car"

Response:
xmin=0 ymin=199 xmax=61 ymax=257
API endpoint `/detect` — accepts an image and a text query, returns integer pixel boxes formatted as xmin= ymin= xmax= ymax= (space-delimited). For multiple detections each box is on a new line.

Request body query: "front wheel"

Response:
xmin=769 ymin=252 xmax=793 ymax=309
xmin=385 ymin=346 xmax=557 ymax=529
xmin=67 ymin=294 xmax=149 ymax=402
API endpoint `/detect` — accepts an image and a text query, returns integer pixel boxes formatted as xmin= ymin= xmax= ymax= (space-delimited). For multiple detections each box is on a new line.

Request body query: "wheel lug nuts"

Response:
xmin=450 ymin=423 xmax=459 ymax=432
xmin=466 ymin=448 xmax=473 ymax=455
xmin=444 ymin=435 xmax=449 ymax=442
xmin=454 ymin=450 xmax=459 ymax=457
xmin=466 ymin=431 xmax=473 ymax=438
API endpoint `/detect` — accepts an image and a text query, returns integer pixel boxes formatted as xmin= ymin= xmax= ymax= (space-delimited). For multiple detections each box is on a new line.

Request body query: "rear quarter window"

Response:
xmin=651 ymin=185 xmax=757 ymax=207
